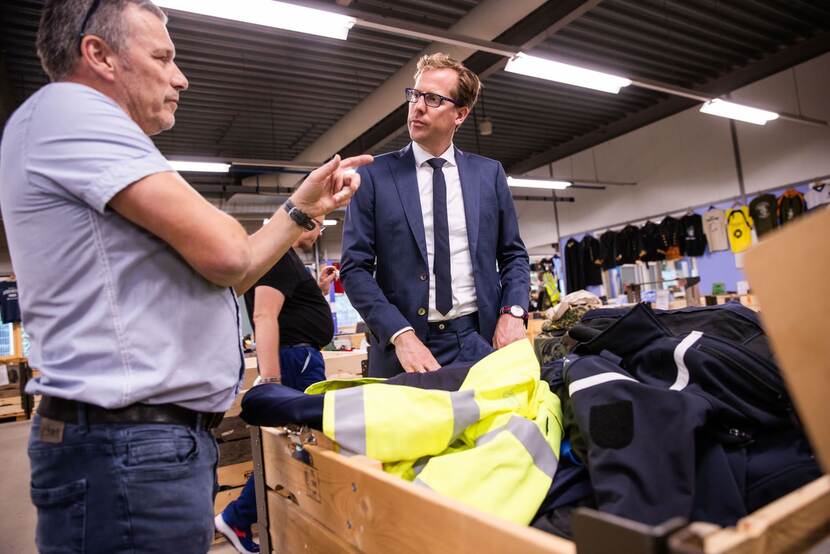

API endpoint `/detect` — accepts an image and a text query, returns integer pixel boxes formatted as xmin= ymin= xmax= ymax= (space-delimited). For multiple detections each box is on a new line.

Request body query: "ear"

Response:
xmin=79 ymin=35 xmax=119 ymax=83
xmin=454 ymin=105 xmax=470 ymax=128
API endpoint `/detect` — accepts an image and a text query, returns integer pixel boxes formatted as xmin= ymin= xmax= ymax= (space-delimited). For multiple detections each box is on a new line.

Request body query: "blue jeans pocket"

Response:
xmin=122 ymin=426 xmax=199 ymax=483
xmin=30 ymin=478 xmax=86 ymax=554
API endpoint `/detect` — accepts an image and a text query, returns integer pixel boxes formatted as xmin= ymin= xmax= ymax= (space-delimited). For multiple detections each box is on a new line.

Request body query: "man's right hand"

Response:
xmin=290 ymin=154 xmax=373 ymax=218
xmin=393 ymin=330 xmax=440 ymax=373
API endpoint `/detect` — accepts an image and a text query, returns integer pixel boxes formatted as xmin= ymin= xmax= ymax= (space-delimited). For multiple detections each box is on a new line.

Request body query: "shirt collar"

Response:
xmin=412 ymin=141 xmax=456 ymax=168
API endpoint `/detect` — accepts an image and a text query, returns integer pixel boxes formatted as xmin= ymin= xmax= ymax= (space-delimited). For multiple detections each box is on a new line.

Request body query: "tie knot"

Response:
xmin=427 ymin=158 xmax=446 ymax=170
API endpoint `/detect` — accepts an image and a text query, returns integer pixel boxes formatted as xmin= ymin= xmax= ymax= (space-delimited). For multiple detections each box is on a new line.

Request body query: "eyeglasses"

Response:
xmin=78 ymin=0 xmax=103 ymax=52
xmin=405 ymin=88 xmax=460 ymax=108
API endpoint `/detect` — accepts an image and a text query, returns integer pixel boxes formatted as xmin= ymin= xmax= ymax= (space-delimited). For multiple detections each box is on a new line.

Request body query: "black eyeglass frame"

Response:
xmin=78 ymin=0 xmax=103 ymax=52
xmin=405 ymin=87 xmax=462 ymax=108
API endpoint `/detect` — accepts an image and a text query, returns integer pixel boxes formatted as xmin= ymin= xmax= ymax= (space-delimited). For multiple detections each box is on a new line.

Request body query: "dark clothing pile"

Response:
xmin=532 ymin=302 xmax=820 ymax=537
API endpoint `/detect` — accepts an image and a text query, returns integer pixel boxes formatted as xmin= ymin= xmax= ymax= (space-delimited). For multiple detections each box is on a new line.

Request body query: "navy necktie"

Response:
xmin=427 ymin=158 xmax=452 ymax=315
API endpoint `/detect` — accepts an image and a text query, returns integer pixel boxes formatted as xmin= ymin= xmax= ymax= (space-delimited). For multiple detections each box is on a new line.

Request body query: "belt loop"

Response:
xmin=195 ymin=412 xmax=203 ymax=431
xmin=76 ymin=401 xmax=89 ymax=432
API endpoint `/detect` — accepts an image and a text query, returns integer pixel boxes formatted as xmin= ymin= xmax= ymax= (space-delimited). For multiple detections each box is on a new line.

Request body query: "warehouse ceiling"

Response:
xmin=2 ymin=0 xmax=830 ymax=200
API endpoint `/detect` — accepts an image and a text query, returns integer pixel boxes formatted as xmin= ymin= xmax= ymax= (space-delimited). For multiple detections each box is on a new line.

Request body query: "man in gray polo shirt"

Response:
xmin=0 ymin=1 xmax=370 ymax=552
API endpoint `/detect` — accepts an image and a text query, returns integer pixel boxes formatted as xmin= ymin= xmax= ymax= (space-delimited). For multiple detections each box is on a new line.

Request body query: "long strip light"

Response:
xmin=323 ymin=219 xmax=338 ymax=226
xmin=505 ymin=53 xmax=632 ymax=94
xmin=153 ymin=0 xmax=356 ymax=40
xmin=507 ymin=177 xmax=572 ymax=190
xmin=699 ymin=99 xmax=779 ymax=126
xmin=169 ymin=160 xmax=230 ymax=173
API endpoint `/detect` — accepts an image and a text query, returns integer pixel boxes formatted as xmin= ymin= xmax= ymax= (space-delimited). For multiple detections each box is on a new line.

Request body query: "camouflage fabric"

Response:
xmin=534 ymin=330 xmax=574 ymax=367
xmin=541 ymin=305 xmax=593 ymax=333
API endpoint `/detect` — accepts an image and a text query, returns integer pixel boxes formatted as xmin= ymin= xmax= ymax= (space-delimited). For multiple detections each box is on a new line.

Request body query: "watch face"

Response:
xmin=510 ymin=305 xmax=525 ymax=318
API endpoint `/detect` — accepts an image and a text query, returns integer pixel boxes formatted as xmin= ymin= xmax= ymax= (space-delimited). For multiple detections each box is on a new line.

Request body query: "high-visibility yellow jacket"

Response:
xmin=309 ymin=340 xmax=563 ymax=525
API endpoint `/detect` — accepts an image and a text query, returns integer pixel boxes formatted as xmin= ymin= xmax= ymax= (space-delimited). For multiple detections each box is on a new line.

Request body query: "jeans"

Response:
xmin=28 ymin=413 xmax=218 ymax=553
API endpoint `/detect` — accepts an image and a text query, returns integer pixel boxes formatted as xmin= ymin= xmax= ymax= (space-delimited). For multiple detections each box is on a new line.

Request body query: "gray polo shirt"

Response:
xmin=0 ymin=83 xmax=243 ymax=412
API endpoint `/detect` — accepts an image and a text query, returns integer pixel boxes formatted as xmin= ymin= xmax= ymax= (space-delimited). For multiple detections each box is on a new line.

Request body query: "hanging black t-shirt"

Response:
xmin=658 ymin=216 xmax=683 ymax=260
xmin=0 ymin=281 xmax=21 ymax=324
xmin=243 ymin=249 xmax=333 ymax=349
xmin=777 ymin=189 xmax=807 ymax=225
xmin=748 ymin=194 xmax=778 ymax=238
xmin=639 ymin=221 xmax=665 ymax=262
xmin=679 ymin=213 xmax=707 ymax=256
xmin=617 ymin=225 xmax=644 ymax=265
xmin=564 ymin=238 xmax=585 ymax=293
xmin=599 ymin=230 xmax=620 ymax=270
xmin=580 ymin=235 xmax=603 ymax=286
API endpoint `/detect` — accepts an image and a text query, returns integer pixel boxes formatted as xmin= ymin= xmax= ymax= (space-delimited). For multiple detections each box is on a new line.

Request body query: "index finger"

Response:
xmin=339 ymin=154 xmax=374 ymax=171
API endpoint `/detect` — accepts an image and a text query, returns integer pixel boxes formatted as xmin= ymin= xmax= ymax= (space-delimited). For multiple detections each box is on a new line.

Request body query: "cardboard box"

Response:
xmin=322 ymin=350 xmax=367 ymax=379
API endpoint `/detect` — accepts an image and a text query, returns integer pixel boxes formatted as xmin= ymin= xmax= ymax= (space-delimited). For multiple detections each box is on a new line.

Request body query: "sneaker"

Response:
xmin=214 ymin=513 xmax=260 ymax=554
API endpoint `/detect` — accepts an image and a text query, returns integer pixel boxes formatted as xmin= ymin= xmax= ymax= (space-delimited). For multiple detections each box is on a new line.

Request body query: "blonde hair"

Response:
xmin=415 ymin=53 xmax=481 ymax=108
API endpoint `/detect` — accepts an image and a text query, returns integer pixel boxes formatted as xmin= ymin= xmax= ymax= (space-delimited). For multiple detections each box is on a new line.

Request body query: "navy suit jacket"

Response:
xmin=340 ymin=143 xmax=529 ymax=373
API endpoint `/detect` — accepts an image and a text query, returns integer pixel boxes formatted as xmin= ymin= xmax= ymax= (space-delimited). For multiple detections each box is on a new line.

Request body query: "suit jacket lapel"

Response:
xmin=391 ymin=144 xmax=428 ymax=264
xmin=455 ymin=147 xmax=480 ymax=259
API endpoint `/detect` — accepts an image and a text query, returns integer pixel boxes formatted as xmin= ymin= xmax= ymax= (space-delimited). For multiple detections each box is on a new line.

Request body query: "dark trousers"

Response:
xmin=28 ymin=413 xmax=218 ymax=553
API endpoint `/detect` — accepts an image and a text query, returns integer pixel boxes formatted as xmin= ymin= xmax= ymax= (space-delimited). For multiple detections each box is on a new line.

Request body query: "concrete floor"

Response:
xmin=0 ymin=420 xmax=240 ymax=554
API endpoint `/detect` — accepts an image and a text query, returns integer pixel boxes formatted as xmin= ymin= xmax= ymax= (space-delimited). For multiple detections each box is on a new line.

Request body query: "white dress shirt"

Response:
xmin=390 ymin=142 xmax=479 ymax=343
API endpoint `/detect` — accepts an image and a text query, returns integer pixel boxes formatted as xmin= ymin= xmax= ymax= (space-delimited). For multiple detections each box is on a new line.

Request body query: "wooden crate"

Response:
xmin=260 ymin=426 xmax=575 ymax=554
xmin=257 ymin=426 xmax=828 ymax=554
xmin=669 ymin=476 xmax=830 ymax=553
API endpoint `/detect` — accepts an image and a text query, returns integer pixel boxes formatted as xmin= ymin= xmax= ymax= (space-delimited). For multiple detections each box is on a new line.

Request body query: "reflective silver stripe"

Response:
xmin=412 ymin=456 xmax=430 ymax=477
xmin=412 ymin=478 xmax=432 ymax=490
xmin=568 ymin=372 xmax=638 ymax=396
xmin=450 ymin=389 xmax=479 ymax=440
xmin=333 ymin=386 xmax=366 ymax=455
xmin=671 ymin=331 xmax=702 ymax=391
xmin=475 ymin=415 xmax=558 ymax=480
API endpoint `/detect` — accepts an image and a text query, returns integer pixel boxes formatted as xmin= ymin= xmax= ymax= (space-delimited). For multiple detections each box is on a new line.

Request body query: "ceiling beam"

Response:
xmin=508 ymin=29 xmax=830 ymax=174
xmin=240 ymin=0 xmax=550 ymax=189
xmin=340 ymin=0 xmax=603 ymax=157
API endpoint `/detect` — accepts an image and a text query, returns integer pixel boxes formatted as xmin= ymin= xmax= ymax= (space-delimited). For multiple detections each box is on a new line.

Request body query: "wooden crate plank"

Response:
xmin=217 ymin=461 xmax=254 ymax=490
xmin=699 ymin=476 xmax=830 ymax=554
xmin=261 ymin=427 xmax=574 ymax=554
xmin=267 ymin=490 xmax=359 ymax=554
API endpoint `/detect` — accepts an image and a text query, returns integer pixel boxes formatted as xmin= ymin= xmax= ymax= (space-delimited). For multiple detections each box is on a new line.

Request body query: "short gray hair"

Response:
xmin=37 ymin=0 xmax=167 ymax=82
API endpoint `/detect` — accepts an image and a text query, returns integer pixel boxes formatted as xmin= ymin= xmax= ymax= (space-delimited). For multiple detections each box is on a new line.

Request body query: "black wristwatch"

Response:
xmin=283 ymin=198 xmax=317 ymax=231
xmin=500 ymin=305 xmax=528 ymax=320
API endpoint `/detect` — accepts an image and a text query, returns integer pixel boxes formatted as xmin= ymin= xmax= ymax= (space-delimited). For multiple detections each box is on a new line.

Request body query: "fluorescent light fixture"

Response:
xmin=153 ymin=0 xmax=356 ymax=40
xmin=169 ymin=160 xmax=230 ymax=173
xmin=505 ymin=53 xmax=632 ymax=94
xmin=262 ymin=218 xmax=270 ymax=225
xmin=323 ymin=219 xmax=338 ymax=226
xmin=699 ymin=99 xmax=779 ymax=125
xmin=507 ymin=177 xmax=572 ymax=190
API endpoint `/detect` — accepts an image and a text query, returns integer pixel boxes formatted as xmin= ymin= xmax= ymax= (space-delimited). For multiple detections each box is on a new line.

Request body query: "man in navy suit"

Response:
xmin=341 ymin=53 xmax=530 ymax=377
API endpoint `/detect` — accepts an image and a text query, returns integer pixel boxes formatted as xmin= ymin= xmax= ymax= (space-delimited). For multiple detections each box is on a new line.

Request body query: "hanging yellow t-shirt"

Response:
xmin=726 ymin=206 xmax=753 ymax=253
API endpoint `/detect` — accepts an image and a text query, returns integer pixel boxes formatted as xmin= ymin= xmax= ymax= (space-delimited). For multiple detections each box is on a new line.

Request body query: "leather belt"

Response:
xmin=37 ymin=395 xmax=224 ymax=430
xmin=428 ymin=312 xmax=479 ymax=334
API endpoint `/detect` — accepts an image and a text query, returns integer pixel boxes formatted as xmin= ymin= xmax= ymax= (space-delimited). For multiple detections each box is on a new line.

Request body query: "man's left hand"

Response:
xmin=318 ymin=265 xmax=338 ymax=295
xmin=492 ymin=313 xmax=527 ymax=349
